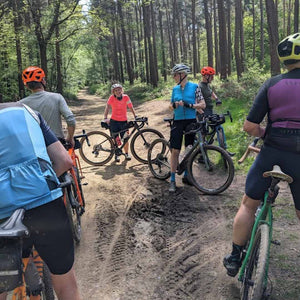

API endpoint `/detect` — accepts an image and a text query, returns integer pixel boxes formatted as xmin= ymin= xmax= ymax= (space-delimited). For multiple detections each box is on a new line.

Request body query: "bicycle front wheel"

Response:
xmin=188 ymin=144 xmax=234 ymax=194
xmin=241 ymin=224 xmax=270 ymax=300
xmin=74 ymin=166 xmax=85 ymax=214
xmin=79 ymin=131 xmax=114 ymax=166
xmin=130 ymin=128 xmax=164 ymax=163
xmin=65 ymin=181 xmax=81 ymax=244
xmin=217 ymin=127 xmax=226 ymax=149
xmin=147 ymin=138 xmax=171 ymax=180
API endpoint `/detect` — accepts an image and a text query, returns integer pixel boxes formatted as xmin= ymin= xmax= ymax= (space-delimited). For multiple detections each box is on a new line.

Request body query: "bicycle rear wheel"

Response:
xmin=41 ymin=262 xmax=55 ymax=300
xmin=147 ymin=138 xmax=171 ymax=180
xmin=130 ymin=128 xmax=164 ymax=163
xmin=241 ymin=224 xmax=269 ymax=300
xmin=217 ymin=127 xmax=226 ymax=149
xmin=79 ymin=131 xmax=114 ymax=166
xmin=65 ymin=180 xmax=81 ymax=244
xmin=188 ymin=144 xmax=234 ymax=194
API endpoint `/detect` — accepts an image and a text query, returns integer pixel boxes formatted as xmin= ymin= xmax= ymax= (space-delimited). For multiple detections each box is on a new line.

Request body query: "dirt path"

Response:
xmin=70 ymin=90 xmax=300 ymax=300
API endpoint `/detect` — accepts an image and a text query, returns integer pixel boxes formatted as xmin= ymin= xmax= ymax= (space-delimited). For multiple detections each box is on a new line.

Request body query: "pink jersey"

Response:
xmin=107 ymin=94 xmax=133 ymax=121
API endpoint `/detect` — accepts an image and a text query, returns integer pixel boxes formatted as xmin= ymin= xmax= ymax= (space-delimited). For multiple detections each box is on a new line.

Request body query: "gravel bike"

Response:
xmin=0 ymin=210 xmax=55 ymax=300
xmin=147 ymin=118 xmax=235 ymax=195
xmin=79 ymin=116 xmax=164 ymax=165
xmin=237 ymin=164 xmax=293 ymax=300
xmin=61 ymin=131 xmax=88 ymax=244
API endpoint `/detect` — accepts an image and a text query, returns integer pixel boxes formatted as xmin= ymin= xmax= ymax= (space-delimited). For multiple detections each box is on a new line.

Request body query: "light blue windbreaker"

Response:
xmin=171 ymin=81 xmax=198 ymax=120
xmin=0 ymin=104 xmax=62 ymax=219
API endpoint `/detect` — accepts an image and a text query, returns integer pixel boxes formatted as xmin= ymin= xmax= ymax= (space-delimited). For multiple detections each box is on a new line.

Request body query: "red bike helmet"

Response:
xmin=22 ymin=66 xmax=45 ymax=84
xmin=201 ymin=66 xmax=215 ymax=76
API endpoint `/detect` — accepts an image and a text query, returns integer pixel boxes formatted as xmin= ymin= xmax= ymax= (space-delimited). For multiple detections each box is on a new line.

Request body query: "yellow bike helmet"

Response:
xmin=277 ymin=33 xmax=300 ymax=64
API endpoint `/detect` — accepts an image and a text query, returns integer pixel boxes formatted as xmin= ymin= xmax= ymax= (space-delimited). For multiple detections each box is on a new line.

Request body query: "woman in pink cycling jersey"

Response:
xmin=103 ymin=84 xmax=136 ymax=162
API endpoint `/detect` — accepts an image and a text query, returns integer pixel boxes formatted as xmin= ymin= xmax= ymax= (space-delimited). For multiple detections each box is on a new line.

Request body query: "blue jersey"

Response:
xmin=0 ymin=103 xmax=62 ymax=219
xmin=171 ymin=81 xmax=198 ymax=120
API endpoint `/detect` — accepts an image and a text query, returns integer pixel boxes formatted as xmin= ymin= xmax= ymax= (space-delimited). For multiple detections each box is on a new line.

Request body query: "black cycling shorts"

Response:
xmin=245 ymin=144 xmax=300 ymax=210
xmin=22 ymin=198 xmax=74 ymax=275
xmin=110 ymin=119 xmax=128 ymax=139
xmin=170 ymin=119 xmax=196 ymax=150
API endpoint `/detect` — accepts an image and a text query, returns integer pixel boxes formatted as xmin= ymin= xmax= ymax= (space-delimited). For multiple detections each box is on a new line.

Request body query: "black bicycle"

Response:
xmin=79 ymin=116 xmax=164 ymax=165
xmin=147 ymin=118 xmax=235 ymax=195
xmin=203 ymin=111 xmax=233 ymax=152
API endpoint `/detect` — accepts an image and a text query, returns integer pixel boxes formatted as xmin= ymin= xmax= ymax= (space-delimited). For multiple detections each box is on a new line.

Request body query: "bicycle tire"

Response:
xmin=147 ymin=138 xmax=171 ymax=180
xmin=217 ymin=127 xmax=226 ymax=149
xmin=79 ymin=131 xmax=114 ymax=166
xmin=240 ymin=224 xmax=269 ymax=300
xmin=130 ymin=128 xmax=164 ymax=163
xmin=41 ymin=262 xmax=55 ymax=300
xmin=65 ymin=180 xmax=81 ymax=244
xmin=188 ymin=144 xmax=234 ymax=194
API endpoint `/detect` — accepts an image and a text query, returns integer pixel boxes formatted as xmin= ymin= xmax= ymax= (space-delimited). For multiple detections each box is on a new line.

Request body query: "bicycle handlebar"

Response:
xmin=238 ymin=137 xmax=261 ymax=164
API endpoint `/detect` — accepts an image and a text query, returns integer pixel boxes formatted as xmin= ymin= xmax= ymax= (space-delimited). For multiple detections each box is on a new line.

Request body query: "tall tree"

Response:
xmin=294 ymin=0 xmax=299 ymax=32
xmin=217 ymin=0 xmax=228 ymax=79
xmin=203 ymin=0 xmax=214 ymax=67
xmin=191 ymin=0 xmax=198 ymax=76
xmin=265 ymin=0 xmax=280 ymax=75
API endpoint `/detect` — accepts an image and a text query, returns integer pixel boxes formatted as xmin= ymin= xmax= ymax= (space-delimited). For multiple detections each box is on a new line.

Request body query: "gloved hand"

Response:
xmin=183 ymin=102 xmax=194 ymax=108
xmin=216 ymin=99 xmax=222 ymax=106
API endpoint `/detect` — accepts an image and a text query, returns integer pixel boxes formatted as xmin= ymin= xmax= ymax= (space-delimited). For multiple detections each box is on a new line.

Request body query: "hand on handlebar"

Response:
xmin=216 ymin=99 xmax=222 ymax=106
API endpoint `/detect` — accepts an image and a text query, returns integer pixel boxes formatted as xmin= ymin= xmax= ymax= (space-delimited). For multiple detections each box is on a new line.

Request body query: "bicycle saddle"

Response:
xmin=263 ymin=165 xmax=293 ymax=183
xmin=0 ymin=209 xmax=29 ymax=238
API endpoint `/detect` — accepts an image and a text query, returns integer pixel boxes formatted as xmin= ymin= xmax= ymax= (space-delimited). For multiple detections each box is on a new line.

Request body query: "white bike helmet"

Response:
xmin=171 ymin=64 xmax=191 ymax=74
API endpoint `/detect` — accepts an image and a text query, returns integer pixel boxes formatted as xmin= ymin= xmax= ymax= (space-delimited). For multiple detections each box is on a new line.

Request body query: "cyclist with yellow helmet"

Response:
xmin=224 ymin=33 xmax=300 ymax=277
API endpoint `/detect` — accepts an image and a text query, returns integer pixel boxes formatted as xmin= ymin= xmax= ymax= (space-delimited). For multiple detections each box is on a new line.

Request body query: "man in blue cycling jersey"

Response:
xmin=224 ymin=33 xmax=300 ymax=277
xmin=0 ymin=103 xmax=81 ymax=300
xmin=169 ymin=64 xmax=206 ymax=192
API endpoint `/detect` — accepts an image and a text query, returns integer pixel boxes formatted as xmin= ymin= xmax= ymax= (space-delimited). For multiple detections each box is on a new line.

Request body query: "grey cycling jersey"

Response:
xmin=19 ymin=91 xmax=76 ymax=139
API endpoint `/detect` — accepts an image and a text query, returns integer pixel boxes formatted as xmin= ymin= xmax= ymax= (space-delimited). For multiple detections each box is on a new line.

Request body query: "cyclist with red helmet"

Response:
xmin=224 ymin=33 xmax=300 ymax=277
xmin=103 ymin=83 xmax=136 ymax=162
xmin=19 ymin=66 xmax=76 ymax=147
xmin=199 ymin=66 xmax=222 ymax=116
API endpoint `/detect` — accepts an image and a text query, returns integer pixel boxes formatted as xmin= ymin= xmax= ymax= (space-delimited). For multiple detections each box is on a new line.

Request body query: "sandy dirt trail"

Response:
xmin=70 ymin=89 xmax=300 ymax=300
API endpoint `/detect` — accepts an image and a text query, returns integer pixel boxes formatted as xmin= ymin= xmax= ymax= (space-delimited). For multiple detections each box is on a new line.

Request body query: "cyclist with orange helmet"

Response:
xmin=103 ymin=83 xmax=136 ymax=162
xmin=224 ymin=33 xmax=300 ymax=277
xmin=199 ymin=66 xmax=222 ymax=116
xmin=19 ymin=66 xmax=76 ymax=147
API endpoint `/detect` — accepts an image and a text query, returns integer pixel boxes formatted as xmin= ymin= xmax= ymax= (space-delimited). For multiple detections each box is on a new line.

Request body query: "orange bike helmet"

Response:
xmin=22 ymin=66 xmax=45 ymax=84
xmin=201 ymin=66 xmax=215 ymax=76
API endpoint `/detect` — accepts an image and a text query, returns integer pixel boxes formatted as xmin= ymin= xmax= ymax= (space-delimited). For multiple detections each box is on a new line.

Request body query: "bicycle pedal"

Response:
xmin=83 ymin=182 xmax=88 ymax=185
xmin=271 ymin=240 xmax=281 ymax=246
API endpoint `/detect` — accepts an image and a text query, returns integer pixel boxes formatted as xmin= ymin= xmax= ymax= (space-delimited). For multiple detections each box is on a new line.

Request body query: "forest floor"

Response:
xmin=70 ymin=89 xmax=300 ymax=300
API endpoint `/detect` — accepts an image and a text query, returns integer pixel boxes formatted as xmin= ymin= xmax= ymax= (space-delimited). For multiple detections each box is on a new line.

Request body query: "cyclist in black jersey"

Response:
xmin=224 ymin=33 xmax=300 ymax=277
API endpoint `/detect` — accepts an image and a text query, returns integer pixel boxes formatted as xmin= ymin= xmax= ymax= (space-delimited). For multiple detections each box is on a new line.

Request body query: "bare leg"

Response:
xmin=0 ymin=293 xmax=7 ymax=300
xmin=51 ymin=267 xmax=81 ymax=300
xmin=170 ymin=149 xmax=180 ymax=173
xmin=232 ymin=194 xmax=261 ymax=246
xmin=124 ymin=141 xmax=129 ymax=153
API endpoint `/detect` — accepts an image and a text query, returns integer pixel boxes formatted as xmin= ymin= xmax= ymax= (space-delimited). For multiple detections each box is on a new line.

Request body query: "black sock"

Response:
xmin=231 ymin=243 xmax=244 ymax=259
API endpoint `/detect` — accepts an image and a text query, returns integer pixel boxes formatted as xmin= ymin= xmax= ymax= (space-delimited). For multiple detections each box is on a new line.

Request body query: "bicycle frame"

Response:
xmin=177 ymin=123 xmax=212 ymax=174
xmin=109 ymin=119 xmax=147 ymax=149
xmin=65 ymin=147 xmax=84 ymax=209
xmin=238 ymin=178 xmax=280 ymax=284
